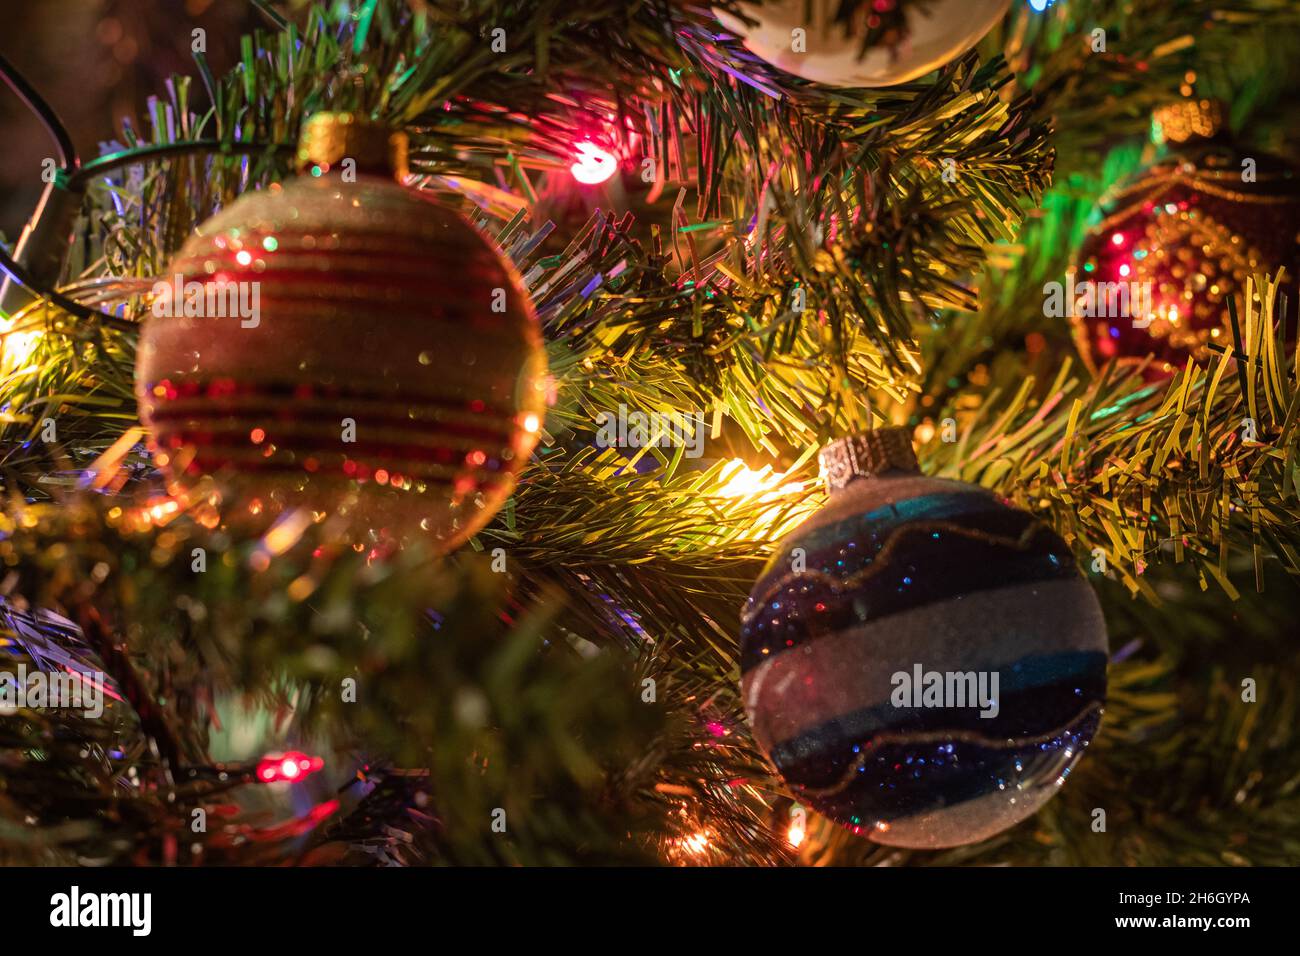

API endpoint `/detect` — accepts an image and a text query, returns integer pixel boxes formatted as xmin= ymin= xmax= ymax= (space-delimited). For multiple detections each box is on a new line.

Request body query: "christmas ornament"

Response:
xmin=136 ymin=113 xmax=548 ymax=550
xmin=1074 ymin=98 xmax=1300 ymax=377
xmin=715 ymin=0 xmax=1010 ymax=88
xmin=740 ymin=428 xmax=1107 ymax=849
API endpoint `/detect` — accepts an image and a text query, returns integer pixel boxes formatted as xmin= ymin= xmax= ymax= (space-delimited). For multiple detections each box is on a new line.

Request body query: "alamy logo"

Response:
xmin=891 ymin=664 xmax=1000 ymax=718
xmin=1043 ymin=274 xmax=1153 ymax=323
xmin=0 ymin=665 xmax=104 ymax=719
xmin=151 ymin=274 xmax=261 ymax=328
xmin=49 ymin=886 xmax=151 ymax=936
xmin=595 ymin=404 xmax=706 ymax=458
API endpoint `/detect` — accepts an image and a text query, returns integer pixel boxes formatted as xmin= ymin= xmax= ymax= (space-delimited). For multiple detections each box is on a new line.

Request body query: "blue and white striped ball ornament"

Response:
xmin=741 ymin=429 xmax=1107 ymax=848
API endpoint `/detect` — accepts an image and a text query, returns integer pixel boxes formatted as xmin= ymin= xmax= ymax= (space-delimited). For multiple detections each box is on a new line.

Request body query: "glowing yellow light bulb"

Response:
xmin=715 ymin=460 xmax=804 ymax=499
xmin=0 ymin=316 xmax=43 ymax=372
xmin=787 ymin=818 xmax=806 ymax=848
xmin=681 ymin=831 xmax=710 ymax=855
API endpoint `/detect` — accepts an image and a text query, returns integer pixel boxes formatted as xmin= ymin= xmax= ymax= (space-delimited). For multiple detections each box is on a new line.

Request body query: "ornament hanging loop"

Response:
xmin=817 ymin=427 xmax=918 ymax=494
xmin=295 ymin=112 xmax=409 ymax=180
xmin=1152 ymin=98 xmax=1226 ymax=146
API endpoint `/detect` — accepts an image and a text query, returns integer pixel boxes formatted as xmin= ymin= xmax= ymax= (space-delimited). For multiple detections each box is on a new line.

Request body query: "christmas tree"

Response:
xmin=1 ymin=0 xmax=1298 ymax=869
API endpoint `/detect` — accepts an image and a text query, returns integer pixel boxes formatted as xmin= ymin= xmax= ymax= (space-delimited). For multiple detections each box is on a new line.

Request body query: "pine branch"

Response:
xmin=923 ymin=275 xmax=1300 ymax=599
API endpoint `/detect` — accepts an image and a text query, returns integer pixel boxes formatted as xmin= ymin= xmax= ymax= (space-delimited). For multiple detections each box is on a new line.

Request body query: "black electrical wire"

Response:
xmin=0 ymin=57 xmax=146 ymax=332
xmin=0 ymin=52 xmax=79 ymax=172
xmin=0 ymin=51 xmax=132 ymax=329
xmin=249 ymin=0 xmax=290 ymax=30
xmin=70 ymin=140 xmax=288 ymax=189
xmin=0 ymin=244 xmax=136 ymax=332
xmin=0 ymin=36 xmax=284 ymax=328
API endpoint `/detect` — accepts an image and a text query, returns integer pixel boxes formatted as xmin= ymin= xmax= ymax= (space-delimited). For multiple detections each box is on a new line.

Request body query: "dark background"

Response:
xmin=0 ymin=0 xmax=262 ymax=241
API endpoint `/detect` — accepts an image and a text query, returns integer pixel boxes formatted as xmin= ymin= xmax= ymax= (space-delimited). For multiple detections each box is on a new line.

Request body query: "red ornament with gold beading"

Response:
xmin=1073 ymin=101 xmax=1300 ymax=377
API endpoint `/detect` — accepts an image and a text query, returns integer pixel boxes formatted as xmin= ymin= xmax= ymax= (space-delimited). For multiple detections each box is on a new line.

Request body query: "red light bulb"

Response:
xmin=570 ymin=142 xmax=617 ymax=185
xmin=256 ymin=751 xmax=324 ymax=784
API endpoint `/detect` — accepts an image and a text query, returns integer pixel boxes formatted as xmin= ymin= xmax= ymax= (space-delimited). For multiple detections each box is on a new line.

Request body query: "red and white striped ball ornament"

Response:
xmin=136 ymin=112 xmax=548 ymax=551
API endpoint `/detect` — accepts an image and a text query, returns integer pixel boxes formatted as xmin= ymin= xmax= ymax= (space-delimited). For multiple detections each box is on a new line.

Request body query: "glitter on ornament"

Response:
xmin=135 ymin=112 xmax=548 ymax=552
xmin=740 ymin=429 xmax=1107 ymax=849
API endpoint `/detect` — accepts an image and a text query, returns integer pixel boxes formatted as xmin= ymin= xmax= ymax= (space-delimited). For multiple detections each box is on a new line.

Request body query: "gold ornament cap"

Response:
xmin=296 ymin=112 xmax=409 ymax=180
xmin=818 ymin=427 xmax=919 ymax=494
xmin=1152 ymin=98 xmax=1226 ymax=145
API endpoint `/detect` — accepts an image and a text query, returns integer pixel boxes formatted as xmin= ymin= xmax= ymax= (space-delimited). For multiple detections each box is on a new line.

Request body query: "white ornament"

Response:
xmin=716 ymin=0 xmax=1010 ymax=88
